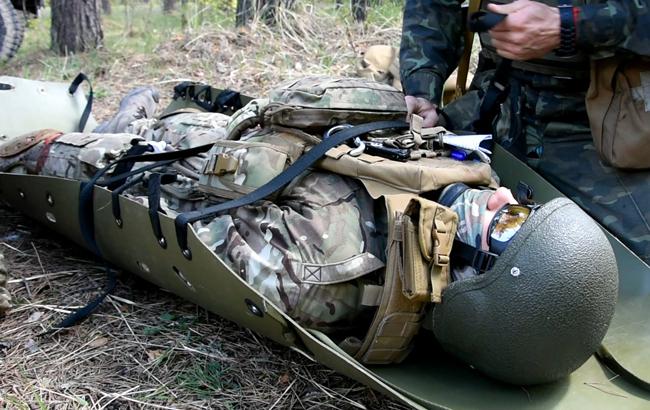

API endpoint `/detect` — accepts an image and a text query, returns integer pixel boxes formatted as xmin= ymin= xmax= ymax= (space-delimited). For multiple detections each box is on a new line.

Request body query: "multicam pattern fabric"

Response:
xmin=267 ymin=76 xmax=407 ymax=128
xmin=42 ymin=133 xmax=139 ymax=180
xmin=142 ymin=112 xmax=230 ymax=150
xmin=401 ymin=0 xmax=650 ymax=264
xmin=195 ymin=172 xmax=384 ymax=332
xmin=198 ymin=128 xmax=308 ymax=199
xmin=0 ymin=102 xmax=387 ymax=332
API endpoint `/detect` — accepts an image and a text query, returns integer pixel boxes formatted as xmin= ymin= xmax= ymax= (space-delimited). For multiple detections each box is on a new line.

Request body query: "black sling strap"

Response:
xmin=467 ymin=11 xmax=511 ymax=134
xmin=146 ymin=172 xmax=178 ymax=248
xmin=450 ymin=239 xmax=498 ymax=274
xmin=174 ymin=120 xmax=410 ymax=258
xmin=79 ymin=142 xmax=215 ymax=256
xmin=111 ymin=174 xmax=145 ymax=225
xmin=595 ymin=346 xmax=650 ymax=392
xmin=61 ymin=145 xmax=214 ymax=332
xmin=68 ymin=73 xmax=94 ymax=133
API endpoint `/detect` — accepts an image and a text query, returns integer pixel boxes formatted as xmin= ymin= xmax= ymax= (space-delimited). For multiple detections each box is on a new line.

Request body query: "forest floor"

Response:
xmin=0 ymin=1 xmax=415 ymax=409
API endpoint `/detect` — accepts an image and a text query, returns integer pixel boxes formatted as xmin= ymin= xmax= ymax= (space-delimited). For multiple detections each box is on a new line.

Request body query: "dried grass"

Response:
xmin=0 ymin=3 xmax=412 ymax=409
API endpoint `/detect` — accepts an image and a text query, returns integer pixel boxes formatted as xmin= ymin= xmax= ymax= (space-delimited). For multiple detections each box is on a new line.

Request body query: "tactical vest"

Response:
xmin=477 ymin=0 xmax=589 ymax=78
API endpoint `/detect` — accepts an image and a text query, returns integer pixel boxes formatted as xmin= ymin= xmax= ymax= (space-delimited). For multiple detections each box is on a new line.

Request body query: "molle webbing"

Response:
xmin=339 ymin=195 xmax=458 ymax=365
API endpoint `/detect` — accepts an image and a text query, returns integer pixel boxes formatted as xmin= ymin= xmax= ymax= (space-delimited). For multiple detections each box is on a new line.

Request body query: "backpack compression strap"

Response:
xmin=173 ymin=120 xmax=410 ymax=259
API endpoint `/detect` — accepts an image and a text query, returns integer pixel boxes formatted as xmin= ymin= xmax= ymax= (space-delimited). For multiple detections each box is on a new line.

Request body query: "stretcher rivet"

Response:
xmin=245 ymin=299 xmax=264 ymax=318
xmin=18 ymin=190 xmax=25 ymax=199
xmin=46 ymin=193 xmax=54 ymax=206
xmin=510 ymin=267 xmax=521 ymax=277
xmin=182 ymin=248 xmax=192 ymax=260
xmin=115 ymin=218 xmax=123 ymax=228
xmin=158 ymin=237 xmax=167 ymax=249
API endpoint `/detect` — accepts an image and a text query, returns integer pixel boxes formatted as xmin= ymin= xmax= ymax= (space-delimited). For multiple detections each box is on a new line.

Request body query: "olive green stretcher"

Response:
xmin=0 ymin=144 xmax=649 ymax=409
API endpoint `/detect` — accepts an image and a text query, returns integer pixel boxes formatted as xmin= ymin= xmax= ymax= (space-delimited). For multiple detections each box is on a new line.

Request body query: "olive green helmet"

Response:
xmin=433 ymin=196 xmax=619 ymax=385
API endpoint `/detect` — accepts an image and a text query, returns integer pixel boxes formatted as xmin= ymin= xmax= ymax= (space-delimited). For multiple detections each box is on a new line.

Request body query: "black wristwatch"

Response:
xmin=557 ymin=0 xmax=577 ymax=57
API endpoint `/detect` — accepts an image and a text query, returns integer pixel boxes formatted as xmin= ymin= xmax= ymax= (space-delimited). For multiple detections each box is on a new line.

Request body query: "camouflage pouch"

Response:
xmin=43 ymin=133 xmax=141 ymax=180
xmin=198 ymin=128 xmax=311 ymax=199
xmin=265 ymin=76 xmax=407 ymax=129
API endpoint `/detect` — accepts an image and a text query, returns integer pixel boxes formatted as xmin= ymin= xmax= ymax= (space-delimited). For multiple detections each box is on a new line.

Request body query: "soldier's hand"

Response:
xmin=487 ymin=0 xmax=561 ymax=61
xmin=405 ymin=96 xmax=438 ymax=128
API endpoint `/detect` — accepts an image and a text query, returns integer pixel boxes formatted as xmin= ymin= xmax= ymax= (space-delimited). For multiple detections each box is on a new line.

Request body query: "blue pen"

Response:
xmin=450 ymin=149 xmax=468 ymax=161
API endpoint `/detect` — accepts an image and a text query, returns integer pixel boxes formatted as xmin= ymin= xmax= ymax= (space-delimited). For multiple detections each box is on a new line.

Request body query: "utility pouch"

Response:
xmin=339 ymin=194 xmax=456 ymax=364
xmin=198 ymin=129 xmax=309 ymax=199
xmin=317 ymin=145 xmax=493 ymax=198
xmin=586 ymin=56 xmax=650 ymax=169
xmin=402 ymin=198 xmax=457 ymax=303
xmin=266 ymin=76 xmax=407 ymax=130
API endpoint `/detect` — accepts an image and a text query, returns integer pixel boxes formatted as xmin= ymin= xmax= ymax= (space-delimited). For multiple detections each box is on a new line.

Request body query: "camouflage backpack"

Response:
xmin=198 ymin=75 xmax=413 ymax=200
xmin=264 ymin=76 xmax=407 ymax=129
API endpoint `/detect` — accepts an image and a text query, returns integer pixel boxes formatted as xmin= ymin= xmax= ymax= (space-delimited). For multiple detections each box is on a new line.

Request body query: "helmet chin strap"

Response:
xmin=450 ymin=239 xmax=499 ymax=274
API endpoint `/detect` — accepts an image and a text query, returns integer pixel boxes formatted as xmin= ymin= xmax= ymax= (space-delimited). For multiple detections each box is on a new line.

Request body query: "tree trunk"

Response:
xmin=51 ymin=0 xmax=104 ymax=55
xmin=163 ymin=0 xmax=176 ymax=13
xmin=235 ymin=0 xmax=253 ymax=27
xmin=101 ymin=0 xmax=111 ymax=14
xmin=260 ymin=0 xmax=277 ymax=25
xmin=351 ymin=0 xmax=367 ymax=22
xmin=236 ymin=0 xmax=282 ymax=27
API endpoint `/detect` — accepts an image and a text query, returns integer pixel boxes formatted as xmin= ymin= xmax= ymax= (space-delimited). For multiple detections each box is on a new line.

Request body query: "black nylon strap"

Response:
xmin=111 ymin=174 xmax=144 ymax=224
xmin=68 ymin=73 xmax=94 ymax=132
xmin=147 ymin=172 xmax=177 ymax=246
xmin=474 ymin=59 xmax=512 ymax=134
xmin=450 ymin=239 xmax=498 ymax=274
xmin=174 ymin=120 xmax=410 ymax=257
xmin=595 ymin=345 xmax=650 ymax=392
xmin=40 ymin=265 xmax=117 ymax=335
xmin=79 ymin=143 xmax=214 ymax=256
xmin=107 ymin=144 xmax=152 ymax=190
xmin=468 ymin=11 xmax=512 ymax=134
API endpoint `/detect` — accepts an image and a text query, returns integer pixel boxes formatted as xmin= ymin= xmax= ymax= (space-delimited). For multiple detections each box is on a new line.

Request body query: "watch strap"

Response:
xmin=557 ymin=0 xmax=577 ymax=57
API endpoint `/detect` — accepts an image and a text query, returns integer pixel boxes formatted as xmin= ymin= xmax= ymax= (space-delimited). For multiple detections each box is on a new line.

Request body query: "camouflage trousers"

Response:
xmin=445 ymin=67 xmax=650 ymax=265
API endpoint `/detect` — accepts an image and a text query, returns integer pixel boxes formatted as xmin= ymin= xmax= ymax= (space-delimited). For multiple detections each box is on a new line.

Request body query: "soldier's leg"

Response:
xmin=94 ymin=87 xmax=160 ymax=134
xmin=537 ymin=138 xmax=650 ymax=265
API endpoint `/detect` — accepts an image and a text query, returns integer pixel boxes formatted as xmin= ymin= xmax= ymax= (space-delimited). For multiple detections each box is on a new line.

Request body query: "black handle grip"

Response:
xmin=469 ymin=11 xmax=507 ymax=33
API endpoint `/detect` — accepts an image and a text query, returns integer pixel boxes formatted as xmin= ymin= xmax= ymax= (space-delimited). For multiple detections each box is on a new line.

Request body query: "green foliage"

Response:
xmin=176 ymin=360 xmax=240 ymax=398
xmin=4 ymin=0 xmax=231 ymax=79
